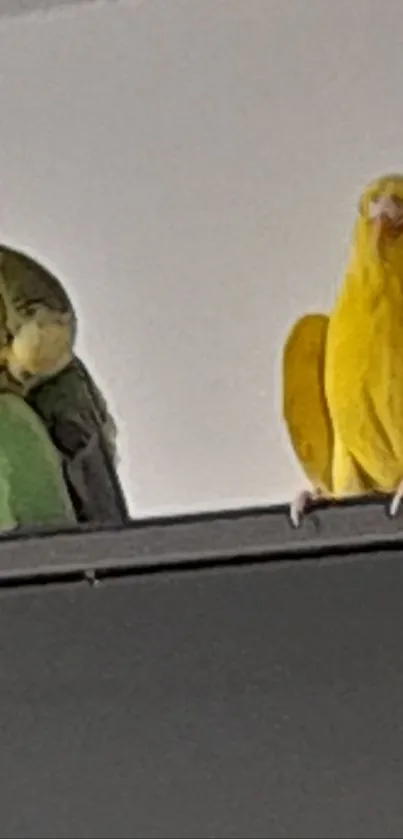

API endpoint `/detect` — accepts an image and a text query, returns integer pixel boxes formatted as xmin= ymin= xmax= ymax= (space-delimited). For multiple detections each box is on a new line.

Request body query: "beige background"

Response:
xmin=0 ymin=0 xmax=401 ymax=516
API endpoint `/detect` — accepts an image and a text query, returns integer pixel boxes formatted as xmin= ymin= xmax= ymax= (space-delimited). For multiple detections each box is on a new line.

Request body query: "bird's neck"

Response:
xmin=344 ymin=237 xmax=403 ymax=301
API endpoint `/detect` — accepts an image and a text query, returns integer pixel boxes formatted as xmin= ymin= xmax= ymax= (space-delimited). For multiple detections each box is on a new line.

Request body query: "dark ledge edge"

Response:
xmin=0 ymin=493 xmax=400 ymax=584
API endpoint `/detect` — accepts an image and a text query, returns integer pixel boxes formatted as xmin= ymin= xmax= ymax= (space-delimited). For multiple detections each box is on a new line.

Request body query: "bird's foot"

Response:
xmin=290 ymin=488 xmax=322 ymax=528
xmin=389 ymin=479 xmax=403 ymax=517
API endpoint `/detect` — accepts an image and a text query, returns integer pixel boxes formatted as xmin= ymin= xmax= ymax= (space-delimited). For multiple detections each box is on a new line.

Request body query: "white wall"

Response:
xmin=0 ymin=0 xmax=402 ymax=515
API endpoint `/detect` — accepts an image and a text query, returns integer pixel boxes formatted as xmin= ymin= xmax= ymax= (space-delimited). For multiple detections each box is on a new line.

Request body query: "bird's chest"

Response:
xmin=326 ymin=290 xmax=403 ymax=397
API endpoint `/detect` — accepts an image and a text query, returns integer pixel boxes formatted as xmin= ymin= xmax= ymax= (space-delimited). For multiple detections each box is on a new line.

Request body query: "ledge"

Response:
xmin=0 ymin=494 xmax=401 ymax=583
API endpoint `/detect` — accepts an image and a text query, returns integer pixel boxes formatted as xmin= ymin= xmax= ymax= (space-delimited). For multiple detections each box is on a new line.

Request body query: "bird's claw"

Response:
xmin=290 ymin=489 xmax=320 ymax=528
xmin=390 ymin=480 xmax=403 ymax=517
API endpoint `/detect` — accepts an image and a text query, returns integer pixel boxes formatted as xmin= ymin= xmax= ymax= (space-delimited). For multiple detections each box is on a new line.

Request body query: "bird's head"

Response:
xmin=356 ymin=173 xmax=403 ymax=261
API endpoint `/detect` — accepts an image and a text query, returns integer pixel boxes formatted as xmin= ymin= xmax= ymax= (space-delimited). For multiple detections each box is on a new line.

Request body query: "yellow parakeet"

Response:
xmin=283 ymin=173 xmax=403 ymax=525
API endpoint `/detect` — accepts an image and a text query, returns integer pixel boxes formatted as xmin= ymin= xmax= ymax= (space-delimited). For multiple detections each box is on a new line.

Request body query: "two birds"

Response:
xmin=8 ymin=174 xmax=399 ymax=528
xmin=283 ymin=173 xmax=403 ymax=526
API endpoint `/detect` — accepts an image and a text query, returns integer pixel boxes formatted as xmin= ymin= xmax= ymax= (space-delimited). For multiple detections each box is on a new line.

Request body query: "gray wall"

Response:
xmin=0 ymin=0 xmax=105 ymax=18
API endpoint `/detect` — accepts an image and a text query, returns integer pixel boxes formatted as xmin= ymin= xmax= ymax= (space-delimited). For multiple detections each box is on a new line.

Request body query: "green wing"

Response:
xmin=0 ymin=393 xmax=76 ymax=530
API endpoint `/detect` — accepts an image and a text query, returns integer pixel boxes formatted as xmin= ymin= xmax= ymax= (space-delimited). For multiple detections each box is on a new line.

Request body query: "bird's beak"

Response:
xmin=368 ymin=196 xmax=403 ymax=254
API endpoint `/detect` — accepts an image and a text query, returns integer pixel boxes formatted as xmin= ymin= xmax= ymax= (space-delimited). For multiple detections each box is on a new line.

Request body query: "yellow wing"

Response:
xmin=283 ymin=313 xmax=333 ymax=494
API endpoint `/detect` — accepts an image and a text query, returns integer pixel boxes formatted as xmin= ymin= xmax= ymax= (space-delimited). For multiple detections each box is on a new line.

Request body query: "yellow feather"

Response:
xmin=326 ymin=173 xmax=403 ymax=495
xmin=283 ymin=313 xmax=333 ymax=494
